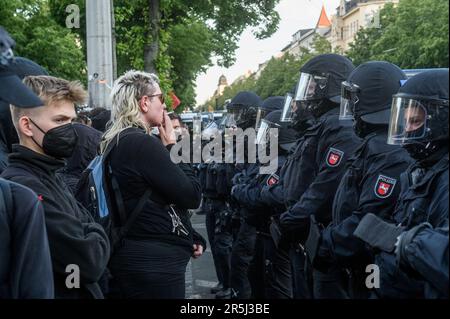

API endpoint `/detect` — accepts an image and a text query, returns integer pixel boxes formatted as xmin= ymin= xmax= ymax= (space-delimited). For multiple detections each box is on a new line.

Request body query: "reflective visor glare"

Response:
xmin=256 ymin=121 xmax=270 ymax=145
xmin=280 ymin=93 xmax=294 ymax=122
xmin=255 ymin=109 xmax=268 ymax=131
xmin=294 ymin=73 xmax=327 ymax=101
xmin=339 ymin=98 xmax=353 ymax=120
xmin=224 ymin=112 xmax=237 ymax=128
xmin=388 ymin=97 xmax=428 ymax=145
xmin=339 ymin=85 xmax=354 ymax=120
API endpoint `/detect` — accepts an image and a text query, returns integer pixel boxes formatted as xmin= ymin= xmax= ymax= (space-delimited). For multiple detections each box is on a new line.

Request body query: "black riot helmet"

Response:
xmin=387 ymin=69 xmax=449 ymax=161
xmin=224 ymin=91 xmax=262 ymax=130
xmin=339 ymin=61 xmax=407 ymax=137
xmin=255 ymin=96 xmax=284 ymax=131
xmin=291 ymin=54 xmax=355 ymax=119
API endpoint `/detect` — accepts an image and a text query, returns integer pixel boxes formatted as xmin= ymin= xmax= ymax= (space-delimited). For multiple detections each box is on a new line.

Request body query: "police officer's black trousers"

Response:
xmin=230 ymin=220 xmax=257 ymax=299
xmin=289 ymin=244 xmax=312 ymax=299
xmin=248 ymin=232 xmax=293 ymax=299
xmin=213 ymin=207 xmax=233 ymax=289
xmin=205 ymin=198 xmax=224 ymax=285
xmin=312 ymin=265 xmax=349 ymax=299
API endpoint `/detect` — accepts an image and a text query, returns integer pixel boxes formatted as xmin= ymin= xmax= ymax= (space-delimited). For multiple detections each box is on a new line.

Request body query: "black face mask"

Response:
xmin=30 ymin=119 xmax=78 ymax=159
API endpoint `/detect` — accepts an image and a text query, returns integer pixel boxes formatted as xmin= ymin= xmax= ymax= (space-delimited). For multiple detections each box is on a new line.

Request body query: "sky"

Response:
xmin=195 ymin=0 xmax=342 ymax=105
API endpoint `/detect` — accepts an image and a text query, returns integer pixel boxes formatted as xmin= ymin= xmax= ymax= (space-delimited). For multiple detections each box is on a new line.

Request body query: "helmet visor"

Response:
xmin=280 ymin=93 xmax=295 ymax=122
xmin=256 ymin=120 xmax=279 ymax=145
xmin=224 ymin=107 xmax=246 ymax=128
xmin=294 ymin=72 xmax=328 ymax=102
xmin=339 ymin=81 xmax=360 ymax=120
xmin=255 ymin=108 xmax=271 ymax=131
xmin=388 ymin=95 xmax=428 ymax=145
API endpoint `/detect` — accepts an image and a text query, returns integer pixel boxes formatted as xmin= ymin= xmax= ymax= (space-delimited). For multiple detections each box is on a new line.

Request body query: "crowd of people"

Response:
xmin=0 ymin=25 xmax=448 ymax=300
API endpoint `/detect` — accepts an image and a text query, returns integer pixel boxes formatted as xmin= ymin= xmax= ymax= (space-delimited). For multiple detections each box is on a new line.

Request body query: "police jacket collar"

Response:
xmin=408 ymin=153 xmax=449 ymax=190
xmin=9 ymin=144 xmax=65 ymax=175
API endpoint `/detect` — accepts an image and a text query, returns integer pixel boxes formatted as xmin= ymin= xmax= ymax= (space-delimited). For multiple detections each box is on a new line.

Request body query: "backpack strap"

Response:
xmin=101 ymin=129 xmax=153 ymax=248
xmin=112 ymin=188 xmax=152 ymax=247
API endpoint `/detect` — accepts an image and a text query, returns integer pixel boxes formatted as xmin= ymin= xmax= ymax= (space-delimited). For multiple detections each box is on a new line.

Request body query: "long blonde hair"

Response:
xmin=100 ymin=70 xmax=160 ymax=153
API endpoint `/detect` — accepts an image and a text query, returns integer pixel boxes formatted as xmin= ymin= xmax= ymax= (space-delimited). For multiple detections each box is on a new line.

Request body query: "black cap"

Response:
xmin=300 ymin=53 xmax=355 ymax=103
xmin=0 ymin=66 xmax=44 ymax=108
xmin=0 ymin=26 xmax=45 ymax=108
xmin=350 ymin=61 xmax=406 ymax=125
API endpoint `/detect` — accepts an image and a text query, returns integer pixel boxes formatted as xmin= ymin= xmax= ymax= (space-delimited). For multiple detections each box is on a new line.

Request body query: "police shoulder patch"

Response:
xmin=266 ymin=173 xmax=280 ymax=186
xmin=326 ymin=147 xmax=344 ymax=167
xmin=374 ymin=175 xmax=397 ymax=199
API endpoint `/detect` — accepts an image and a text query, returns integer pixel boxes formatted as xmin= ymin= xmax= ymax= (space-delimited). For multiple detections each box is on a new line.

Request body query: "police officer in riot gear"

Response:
xmin=278 ymin=54 xmax=360 ymax=299
xmin=224 ymin=91 xmax=261 ymax=130
xmin=255 ymin=96 xmax=285 ymax=132
xmin=358 ymin=69 xmax=449 ymax=299
xmin=310 ymin=61 xmax=413 ymax=299
xmin=240 ymin=110 xmax=298 ymax=298
xmin=223 ymin=91 xmax=263 ymax=299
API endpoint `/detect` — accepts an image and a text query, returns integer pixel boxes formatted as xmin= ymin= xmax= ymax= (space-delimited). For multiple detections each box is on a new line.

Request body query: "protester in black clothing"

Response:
xmin=2 ymin=75 xmax=110 ymax=298
xmin=0 ymin=27 xmax=54 ymax=298
xmin=58 ymin=123 xmax=102 ymax=193
xmin=101 ymin=70 xmax=203 ymax=299
xmin=279 ymin=54 xmax=360 ymax=299
xmin=90 ymin=108 xmax=111 ymax=132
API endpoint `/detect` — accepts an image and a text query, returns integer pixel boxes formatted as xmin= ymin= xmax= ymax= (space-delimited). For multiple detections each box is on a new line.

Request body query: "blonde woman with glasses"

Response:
xmin=103 ymin=70 xmax=204 ymax=299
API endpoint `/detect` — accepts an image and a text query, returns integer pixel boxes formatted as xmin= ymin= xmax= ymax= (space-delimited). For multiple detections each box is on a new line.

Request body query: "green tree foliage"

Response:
xmin=46 ymin=0 xmax=281 ymax=111
xmin=348 ymin=0 xmax=448 ymax=68
xmin=1 ymin=0 xmax=86 ymax=83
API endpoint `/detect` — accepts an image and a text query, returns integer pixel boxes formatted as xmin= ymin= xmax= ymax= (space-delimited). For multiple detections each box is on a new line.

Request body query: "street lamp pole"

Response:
xmin=86 ymin=0 xmax=114 ymax=109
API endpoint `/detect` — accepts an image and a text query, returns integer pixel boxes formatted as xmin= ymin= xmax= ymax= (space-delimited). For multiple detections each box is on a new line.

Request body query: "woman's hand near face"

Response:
xmin=159 ymin=111 xmax=177 ymax=146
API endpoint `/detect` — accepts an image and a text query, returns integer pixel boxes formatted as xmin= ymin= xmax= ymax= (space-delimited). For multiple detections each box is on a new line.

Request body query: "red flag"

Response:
xmin=170 ymin=91 xmax=181 ymax=109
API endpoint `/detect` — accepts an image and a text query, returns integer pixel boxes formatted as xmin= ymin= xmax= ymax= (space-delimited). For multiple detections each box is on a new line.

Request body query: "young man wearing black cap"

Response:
xmin=2 ymin=74 xmax=110 ymax=298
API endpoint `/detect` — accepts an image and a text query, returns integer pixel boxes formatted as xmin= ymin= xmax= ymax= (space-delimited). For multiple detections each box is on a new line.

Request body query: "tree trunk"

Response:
xmin=144 ymin=0 xmax=160 ymax=74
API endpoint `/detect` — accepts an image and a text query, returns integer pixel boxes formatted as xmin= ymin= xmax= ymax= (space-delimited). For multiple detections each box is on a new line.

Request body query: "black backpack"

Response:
xmin=75 ymin=130 xmax=151 ymax=252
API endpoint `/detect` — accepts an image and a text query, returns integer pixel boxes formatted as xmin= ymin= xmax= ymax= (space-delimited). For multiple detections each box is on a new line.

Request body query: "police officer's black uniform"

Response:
xmin=278 ymin=54 xmax=360 ymax=299
xmin=315 ymin=62 xmax=413 ymax=298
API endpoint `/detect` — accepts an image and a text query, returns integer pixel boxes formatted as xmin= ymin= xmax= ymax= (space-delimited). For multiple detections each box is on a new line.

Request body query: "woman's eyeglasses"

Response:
xmin=148 ymin=93 xmax=165 ymax=104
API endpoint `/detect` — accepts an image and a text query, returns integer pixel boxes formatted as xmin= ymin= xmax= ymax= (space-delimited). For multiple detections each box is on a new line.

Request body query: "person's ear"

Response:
xmin=139 ymin=96 xmax=149 ymax=113
xmin=18 ymin=116 xmax=34 ymax=138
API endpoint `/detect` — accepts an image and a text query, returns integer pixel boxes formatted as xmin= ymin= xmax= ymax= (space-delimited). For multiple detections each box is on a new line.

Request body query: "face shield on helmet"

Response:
xmin=255 ymin=108 xmax=271 ymax=132
xmin=256 ymin=119 xmax=280 ymax=146
xmin=280 ymin=93 xmax=295 ymax=123
xmin=339 ymin=81 xmax=360 ymax=120
xmin=224 ymin=105 xmax=255 ymax=129
xmin=387 ymin=94 xmax=443 ymax=145
xmin=294 ymin=72 xmax=329 ymax=102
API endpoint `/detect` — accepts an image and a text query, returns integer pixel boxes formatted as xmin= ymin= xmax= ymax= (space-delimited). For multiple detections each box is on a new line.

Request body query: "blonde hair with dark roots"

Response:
xmin=100 ymin=70 xmax=160 ymax=153
xmin=10 ymin=75 xmax=87 ymax=125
